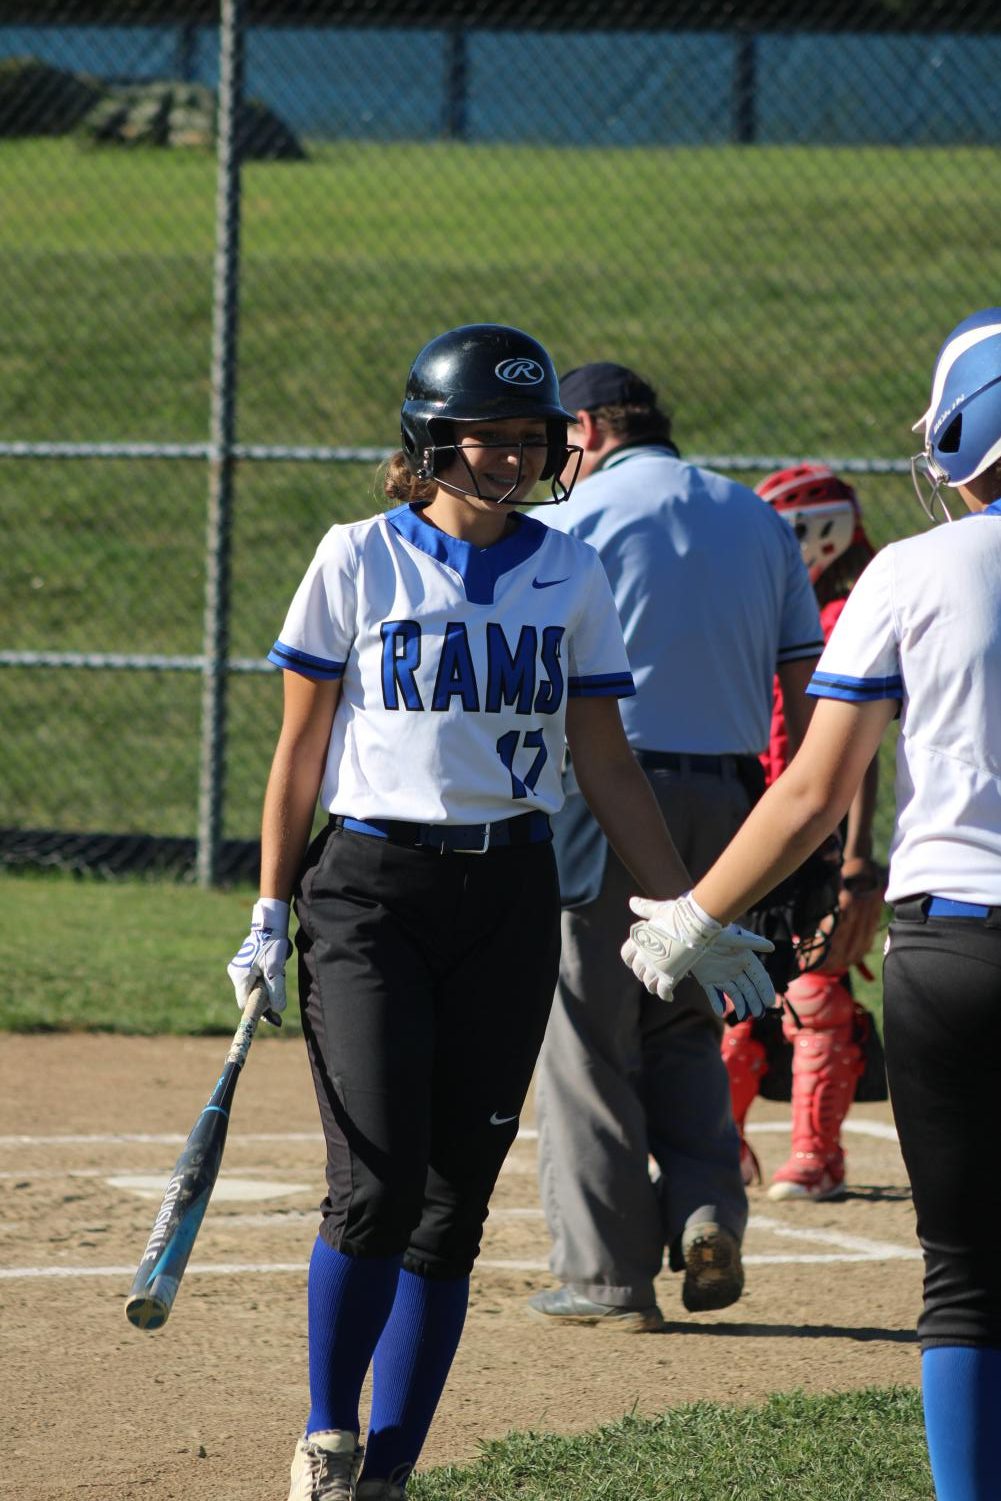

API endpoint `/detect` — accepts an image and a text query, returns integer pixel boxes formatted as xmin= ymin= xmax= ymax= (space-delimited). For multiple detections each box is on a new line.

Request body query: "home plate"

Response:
xmin=107 ymin=1175 xmax=312 ymax=1202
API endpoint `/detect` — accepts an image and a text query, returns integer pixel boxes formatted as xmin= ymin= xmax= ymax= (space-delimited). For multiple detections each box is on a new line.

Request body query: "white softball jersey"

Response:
xmin=808 ymin=503 xmax=1001 ymax=905
xmin=269 ymin=503 xmax=635 ymax=825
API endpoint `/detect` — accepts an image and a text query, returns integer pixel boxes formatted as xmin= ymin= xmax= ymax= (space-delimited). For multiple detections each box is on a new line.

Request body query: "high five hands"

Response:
xmin=621 ymin=891 xmax=777 ymax=1021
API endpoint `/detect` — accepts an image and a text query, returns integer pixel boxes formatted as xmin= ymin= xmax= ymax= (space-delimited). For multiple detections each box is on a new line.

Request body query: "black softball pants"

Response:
xmin=294 ymin=820 xmax=561 ymax=1280
xmin=883 ymin=910 xmax=1001 ymax=1349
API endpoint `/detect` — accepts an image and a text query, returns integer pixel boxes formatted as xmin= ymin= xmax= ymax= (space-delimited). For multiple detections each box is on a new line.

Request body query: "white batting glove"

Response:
xmin=621 ymin=893 xmax=776 ymax=1021
xmin=689 ymin=924 xmax=777 ymax=1021
xmin=227 ymin=898 xmax=292 ymax=1024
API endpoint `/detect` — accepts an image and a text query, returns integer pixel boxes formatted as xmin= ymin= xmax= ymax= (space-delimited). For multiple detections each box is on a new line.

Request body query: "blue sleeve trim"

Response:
xmin=807 ymin=670 xmax=902 ymax=702
xmin=268 ymin=640 xmax=345 ymax=680
xmin=568 ymin=672 xmax=637 ymax=698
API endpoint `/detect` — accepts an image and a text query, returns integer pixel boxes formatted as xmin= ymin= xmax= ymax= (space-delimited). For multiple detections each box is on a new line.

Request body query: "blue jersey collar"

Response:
xmin=982 ymin=498 xmax=1001 ymax=517
xmin=386 ymin=503 xmax=548 ymax=605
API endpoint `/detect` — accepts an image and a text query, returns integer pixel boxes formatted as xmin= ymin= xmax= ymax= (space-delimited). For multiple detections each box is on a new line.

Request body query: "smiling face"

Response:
xmin=434 ymin=417 xmax=551 ymax=509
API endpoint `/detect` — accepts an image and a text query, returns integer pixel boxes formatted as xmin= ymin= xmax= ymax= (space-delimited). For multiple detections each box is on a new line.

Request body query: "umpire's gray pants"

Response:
xmin=536 ymin=764 xmax=752 ymax=1309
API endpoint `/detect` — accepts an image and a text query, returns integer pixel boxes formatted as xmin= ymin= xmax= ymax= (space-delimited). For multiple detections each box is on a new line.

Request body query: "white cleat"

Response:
xmin=768 ymin=1161 xmax=847 ymax=1202
xmin=288 ymin=1431 xmax=364 ymax=1501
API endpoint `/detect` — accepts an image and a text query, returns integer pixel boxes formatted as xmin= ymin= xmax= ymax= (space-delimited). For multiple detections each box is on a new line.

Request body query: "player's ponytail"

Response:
xmin=814 ymin=535 xmax=876 ymax=607
xmin=383 ymin=449 xmax=436 ymax=504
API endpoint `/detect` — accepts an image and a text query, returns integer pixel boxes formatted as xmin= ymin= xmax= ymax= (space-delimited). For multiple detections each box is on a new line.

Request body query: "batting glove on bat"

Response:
xmin=621 ymin=893 xmax=777 ymax=1021
xmin=227 ymin=897 xmax=292 ymax=1025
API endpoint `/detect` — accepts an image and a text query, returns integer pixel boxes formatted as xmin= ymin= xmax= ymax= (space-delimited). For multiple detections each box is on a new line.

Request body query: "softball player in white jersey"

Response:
xmin=227 ymin=324 xmax=773 ymax=1501
xmin=625 ymin=306 xmax=1001 ymax=1501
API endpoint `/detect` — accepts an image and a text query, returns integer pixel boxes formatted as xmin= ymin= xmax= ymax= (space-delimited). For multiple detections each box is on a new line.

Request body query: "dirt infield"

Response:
xmin=0 ymin=1033 xmax=922 ymax=1501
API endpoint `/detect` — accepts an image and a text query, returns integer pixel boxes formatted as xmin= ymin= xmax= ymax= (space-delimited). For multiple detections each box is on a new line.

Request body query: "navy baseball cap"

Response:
xmin=559 ymin=361 xmax=658 ymax=413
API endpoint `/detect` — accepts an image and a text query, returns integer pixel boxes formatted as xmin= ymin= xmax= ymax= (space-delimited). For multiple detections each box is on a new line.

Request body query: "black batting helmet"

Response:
xmin=400 ymin=324 xmax=579 ymax=498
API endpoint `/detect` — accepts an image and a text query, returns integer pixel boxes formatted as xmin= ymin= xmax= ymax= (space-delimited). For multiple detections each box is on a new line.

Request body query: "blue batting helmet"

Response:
xmin=914 ymin=307 xmax=1001 ymax=487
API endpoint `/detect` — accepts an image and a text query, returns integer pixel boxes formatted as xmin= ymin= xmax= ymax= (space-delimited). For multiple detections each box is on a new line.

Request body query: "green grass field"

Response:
xmin=0 ymin=132 xmax=946 ymax=1501
xmin=2 ymin=864 xmax=885 ymax=1035
xmin=2 ymin=138 xmax=999 ymax=453
xmin=3 ymin=867 xmax=270 ymax=1032
xmin=408 ymin=1390 xmax=931 ymax=1501
xmin=4 ymin=136 xmax=994 ymax=839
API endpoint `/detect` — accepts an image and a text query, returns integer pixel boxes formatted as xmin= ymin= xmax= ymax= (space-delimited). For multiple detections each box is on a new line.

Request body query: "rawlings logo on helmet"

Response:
xmin=495 ymin=358 xmax=545 ymax=386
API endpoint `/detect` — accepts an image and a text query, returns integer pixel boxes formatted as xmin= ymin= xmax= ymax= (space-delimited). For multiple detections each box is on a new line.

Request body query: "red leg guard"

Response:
xmin=721 ymin=1020 xmax=767 ymax=1185
xmin=721 ymin=1019 xmax=767 ymax=1128
xmin=769 ymin=973 xmax=865 ymax=1201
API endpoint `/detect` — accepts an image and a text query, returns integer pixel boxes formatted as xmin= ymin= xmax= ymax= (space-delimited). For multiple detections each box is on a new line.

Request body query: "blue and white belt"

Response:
xmin=331 ymin=810 xmax=551 ymax=854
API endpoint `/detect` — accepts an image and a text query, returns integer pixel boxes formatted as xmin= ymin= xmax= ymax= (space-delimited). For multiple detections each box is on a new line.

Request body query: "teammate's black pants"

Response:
xmin=295 ymin=820 xmax=561 ymax=1280
xmin=883 ymin=910 xmax=1001 ymax=1349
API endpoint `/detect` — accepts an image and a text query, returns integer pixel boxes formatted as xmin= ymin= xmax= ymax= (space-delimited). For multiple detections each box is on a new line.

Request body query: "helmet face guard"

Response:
xmin=910 ymin=448 xmax=955 ymax=524
xmin=785 ymin=500 xmax=858 ymax=577
xmin=413 ymin=425 xmax=583 ymax=505
xmin=912 ymin=309 xmax=1001 ymax=522
xmin=400 ymin=323 xmax=582 ymax=504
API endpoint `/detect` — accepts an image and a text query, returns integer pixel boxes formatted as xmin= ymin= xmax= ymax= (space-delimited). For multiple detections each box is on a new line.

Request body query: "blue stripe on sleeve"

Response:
xmin=268 ymin=640 xmax=346 ymax=680
xmin=807 ymin=670 xmax=902 ymax=702
xmin=568 ymin=672 xmax=637 ymax=698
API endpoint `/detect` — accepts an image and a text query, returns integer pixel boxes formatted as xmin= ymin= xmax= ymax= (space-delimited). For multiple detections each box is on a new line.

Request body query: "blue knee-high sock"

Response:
xmin=305 ymin=1236 xmax=402 ymax=1436
xmin=361 ymin=1269 xmax=470 ymax=1487
xmin=922 ymin=1345 xmax=1001 ymax=1500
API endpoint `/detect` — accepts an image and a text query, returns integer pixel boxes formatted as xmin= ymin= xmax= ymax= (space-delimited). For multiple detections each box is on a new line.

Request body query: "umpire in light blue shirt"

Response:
xmin=529 ymin=362 xmax=823 ymax=1330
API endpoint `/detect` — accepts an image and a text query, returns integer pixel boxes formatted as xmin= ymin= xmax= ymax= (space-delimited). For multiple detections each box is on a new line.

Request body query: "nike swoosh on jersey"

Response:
xmin=532 ymin=577 xmax=568 ymax=589
xmin=489 ymin=1111 xmax=519 ymax=1125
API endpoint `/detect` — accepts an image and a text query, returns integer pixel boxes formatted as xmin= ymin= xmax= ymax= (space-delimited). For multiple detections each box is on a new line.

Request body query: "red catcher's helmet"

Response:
xmin=756 ymin=464 xmax=866 ymax=581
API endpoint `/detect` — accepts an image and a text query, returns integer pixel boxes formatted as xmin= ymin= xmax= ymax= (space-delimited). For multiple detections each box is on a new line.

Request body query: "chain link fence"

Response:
xmin=1 ymin=0 xmax=998 ymax=881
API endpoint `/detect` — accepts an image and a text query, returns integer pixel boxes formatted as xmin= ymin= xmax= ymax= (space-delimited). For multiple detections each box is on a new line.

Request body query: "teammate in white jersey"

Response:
xmin=624 ymin=307 xmax=1001 ymax=1501
xmin=226 ymin=324 xmax=774 ymax=1501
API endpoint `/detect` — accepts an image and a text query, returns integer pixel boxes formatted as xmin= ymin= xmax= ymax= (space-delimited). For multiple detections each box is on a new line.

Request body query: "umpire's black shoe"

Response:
xmin=527 ymin=1285 xmax=664 ymax=1332
xmin=678 ymin=1221 xmax=745 ymax=1313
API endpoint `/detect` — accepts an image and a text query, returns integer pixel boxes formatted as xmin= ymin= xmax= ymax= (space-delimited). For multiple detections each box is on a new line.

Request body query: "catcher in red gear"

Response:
xmin=721 ymin=465 xmax=887 ymax=1201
